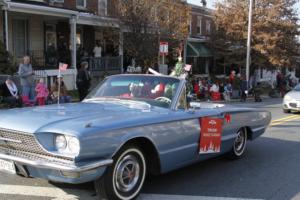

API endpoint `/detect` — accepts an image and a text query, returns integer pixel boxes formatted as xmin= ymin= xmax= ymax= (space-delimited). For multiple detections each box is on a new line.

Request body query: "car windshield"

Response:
xmin=294 ymin=84 xmax=300 ymax=91
xmin=85 ymin=75 xmax=181 ymax=108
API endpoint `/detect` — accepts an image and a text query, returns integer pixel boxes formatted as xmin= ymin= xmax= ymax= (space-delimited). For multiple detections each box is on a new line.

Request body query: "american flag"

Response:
xmin=59 ymin=63 xmax=68 ymax=71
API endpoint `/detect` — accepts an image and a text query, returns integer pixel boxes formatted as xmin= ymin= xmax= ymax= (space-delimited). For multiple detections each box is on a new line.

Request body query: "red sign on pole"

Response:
xmin=199 ymin=117 xmax=223 ymax=154
xmin=159 ymin=42 xmax=168 ymax=55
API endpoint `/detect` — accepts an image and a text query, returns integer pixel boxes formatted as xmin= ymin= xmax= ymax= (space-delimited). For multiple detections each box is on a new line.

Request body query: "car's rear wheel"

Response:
xmin=283 ymin=109 xmax=291 ymax=113
xmin=227 ymin=128 xmax=247 ymax=159
xmin=95 ymin=146 xmax=146 ymax=200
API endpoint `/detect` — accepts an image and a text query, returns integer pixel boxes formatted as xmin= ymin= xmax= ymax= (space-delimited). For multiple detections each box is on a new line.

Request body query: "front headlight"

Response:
xmin=55 ymin=135 xmax=80 ymax=156
xmin=68 ymin=137 xmax=80 ymax=155
xmin=55 ymin=135 xmax=67 ymax=151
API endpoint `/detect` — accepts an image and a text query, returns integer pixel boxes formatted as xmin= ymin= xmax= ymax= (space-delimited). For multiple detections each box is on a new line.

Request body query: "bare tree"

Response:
xmin=117 ymin=0 xmax=190 ymax=68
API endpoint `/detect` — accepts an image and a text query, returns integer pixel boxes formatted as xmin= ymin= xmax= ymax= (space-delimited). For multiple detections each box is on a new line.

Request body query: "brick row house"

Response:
xmin=0 ymin=0 xmax=122 ymax=89
xmin=185 ymin=4 xmax=215 ymax=77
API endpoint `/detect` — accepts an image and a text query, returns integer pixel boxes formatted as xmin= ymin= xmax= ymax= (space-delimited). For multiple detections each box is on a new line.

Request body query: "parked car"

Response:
xmin=282 ymin=83 xmax=300 ymax=113
xmin=0 ymin=74 xmax=271 ymax=200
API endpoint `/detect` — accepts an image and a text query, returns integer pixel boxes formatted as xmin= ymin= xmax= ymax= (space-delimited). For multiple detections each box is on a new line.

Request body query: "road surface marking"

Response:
xmin=270 ymin=115 xmax=300 ymax=126
xmin=0 ymin=184 xmax=262 ymax=200
xmin=271 ymin=115 xmax=299 ymax=122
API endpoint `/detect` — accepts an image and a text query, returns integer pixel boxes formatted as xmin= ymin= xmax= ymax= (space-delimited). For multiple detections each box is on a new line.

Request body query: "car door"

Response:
xmin=157 ymin=85 xmax=223 ymax=172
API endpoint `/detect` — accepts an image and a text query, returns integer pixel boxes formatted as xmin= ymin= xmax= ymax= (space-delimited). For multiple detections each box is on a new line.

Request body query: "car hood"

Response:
xmin=0 ymin=101 xmax=168 ymax=135
xmin=286 ymin=91 xmax=300 ymax=99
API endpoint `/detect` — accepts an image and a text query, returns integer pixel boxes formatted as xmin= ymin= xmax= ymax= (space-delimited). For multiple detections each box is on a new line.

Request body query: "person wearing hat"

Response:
xmin=0 ymin=76 xmax=22 ymax=108
xmin=76 ymin=61 xmax=91 ymax=101
xmin=50 ymin=75 xmax=71 ymax=103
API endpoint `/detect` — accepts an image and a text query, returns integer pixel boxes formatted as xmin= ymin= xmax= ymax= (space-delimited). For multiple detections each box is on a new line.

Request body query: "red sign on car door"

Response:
xmin=199 ymin=117 xmax=223 ymax=154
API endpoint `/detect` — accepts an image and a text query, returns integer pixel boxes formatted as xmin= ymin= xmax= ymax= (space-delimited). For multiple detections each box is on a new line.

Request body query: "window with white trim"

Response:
xmin=98 ymin=0 xmax=107 ymax=16
xmin=76 ymin=0 xmax=86 ymax=8
xmin=197 ymin=16 xmax=202 ymax=35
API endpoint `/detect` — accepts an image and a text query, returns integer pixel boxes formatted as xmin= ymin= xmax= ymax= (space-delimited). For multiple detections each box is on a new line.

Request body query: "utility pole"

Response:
xmin=246 ymin=0 xmax=254 ymax=88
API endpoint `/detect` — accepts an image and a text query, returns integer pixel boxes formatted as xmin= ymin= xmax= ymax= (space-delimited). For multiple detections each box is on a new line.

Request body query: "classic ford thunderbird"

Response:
xmin=0 ymin=74 xmax=271 ymax=200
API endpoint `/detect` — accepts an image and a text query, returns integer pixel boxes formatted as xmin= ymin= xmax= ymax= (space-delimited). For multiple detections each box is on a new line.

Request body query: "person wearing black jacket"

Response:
xmin=0 ymin=77 xmax=22 ymax=108
xmin=240 ymin=76 xmax=248 ymax=102
xmin=76 ymin=61 xmax=91 ymax=101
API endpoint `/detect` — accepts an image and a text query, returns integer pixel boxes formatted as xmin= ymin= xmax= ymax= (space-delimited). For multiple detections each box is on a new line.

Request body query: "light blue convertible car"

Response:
xmin=0 ymin=74 xmax=271 ymax=200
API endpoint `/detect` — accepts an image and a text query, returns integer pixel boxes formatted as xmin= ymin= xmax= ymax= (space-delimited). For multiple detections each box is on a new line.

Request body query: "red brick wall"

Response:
xmin=62 ymin=0 xmax=98 ymax=14
xmin=107 ymin=0 xmax=119 ymax=17
xmin=63 ymin=0 xmax=76 ymax=10
xmin=86 ymin=0 xmax=98 ymax=14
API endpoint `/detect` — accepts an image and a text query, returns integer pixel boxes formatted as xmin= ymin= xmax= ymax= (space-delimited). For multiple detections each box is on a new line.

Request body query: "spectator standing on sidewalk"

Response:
xmin=50 ymin=75 xmax=71 ymax=103
xmin=219 ymin=82 xmax=225 ymax=100
xmin=223 ymin=81 xmax=232 ymax=101
xmin=76 ymin=61 xmax=91 ymax=101
xmin=35 ymin=78 xmax=49 ymax=106
xmin=240 ymin=76 xmax=248 ymax=102
xmin=18 ymin=55 xmax=35 ymax=100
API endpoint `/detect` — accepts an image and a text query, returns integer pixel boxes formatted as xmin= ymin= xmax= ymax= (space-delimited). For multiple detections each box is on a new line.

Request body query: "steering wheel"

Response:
xmin=155 ymin=96 xmax=172 ymax=104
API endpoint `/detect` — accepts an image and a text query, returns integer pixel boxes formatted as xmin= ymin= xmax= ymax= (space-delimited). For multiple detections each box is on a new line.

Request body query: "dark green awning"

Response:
xmin=187 ymin=42 xmax=212 ymax=58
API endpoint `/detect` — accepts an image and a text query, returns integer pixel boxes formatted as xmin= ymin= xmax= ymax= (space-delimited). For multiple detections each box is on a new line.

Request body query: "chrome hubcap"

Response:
xmin=115 ymin=155 xmax=140 ymax=193
xmin=234 ymin=130 xmax=246 ymax=154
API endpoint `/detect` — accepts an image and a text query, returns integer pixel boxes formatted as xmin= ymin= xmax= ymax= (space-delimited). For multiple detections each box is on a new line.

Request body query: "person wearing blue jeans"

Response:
xmin=50 ymin=75 xmax=72 ymax=104
xmin=18 ymin=56 xmax=35 ymax=100
xmin=59 ymin=96 xmax=72 ymax=103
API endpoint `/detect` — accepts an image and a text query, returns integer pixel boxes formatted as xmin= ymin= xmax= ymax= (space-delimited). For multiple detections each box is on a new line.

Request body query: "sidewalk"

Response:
xmin=196 ymin=95 xmax=281 ymax=104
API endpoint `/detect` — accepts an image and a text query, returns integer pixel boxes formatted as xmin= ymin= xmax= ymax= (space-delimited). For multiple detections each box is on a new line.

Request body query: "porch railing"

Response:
xmin=89 ymin=56 xmax=122 ymax=72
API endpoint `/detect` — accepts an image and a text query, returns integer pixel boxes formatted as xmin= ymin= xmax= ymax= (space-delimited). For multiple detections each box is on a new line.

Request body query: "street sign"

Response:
xmin=159 ymin=42 xmax=168 ymax=55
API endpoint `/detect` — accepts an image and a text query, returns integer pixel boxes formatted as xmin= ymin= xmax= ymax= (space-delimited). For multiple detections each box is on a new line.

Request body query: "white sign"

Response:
xmin=160 ymin=42 xmax=168 ymax=55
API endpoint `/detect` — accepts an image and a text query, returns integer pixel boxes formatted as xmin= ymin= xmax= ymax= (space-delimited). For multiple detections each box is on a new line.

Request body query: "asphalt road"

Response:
xmin=1 ymin=98 xmax=300 ymax=200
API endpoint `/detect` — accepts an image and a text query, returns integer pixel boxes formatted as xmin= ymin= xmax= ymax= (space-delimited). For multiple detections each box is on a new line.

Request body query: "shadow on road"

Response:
xmin=47 ymin=136 xmax=300 ymax=200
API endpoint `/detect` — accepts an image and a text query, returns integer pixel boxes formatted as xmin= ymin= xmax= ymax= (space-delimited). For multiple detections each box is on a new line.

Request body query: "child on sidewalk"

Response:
xmin=35 ymin=78 xmax=49 ymax=106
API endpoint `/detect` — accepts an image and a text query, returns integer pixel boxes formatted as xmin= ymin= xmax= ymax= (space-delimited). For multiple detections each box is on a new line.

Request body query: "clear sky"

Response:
xmin=187 ymin=0 xmax=300 ymax=15
xmin=187 ymin=0 xmax=216 ymax=9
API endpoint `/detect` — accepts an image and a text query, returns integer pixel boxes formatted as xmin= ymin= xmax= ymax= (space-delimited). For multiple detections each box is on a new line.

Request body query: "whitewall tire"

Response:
xmin=227 ymin=128 xmax=247 ymax=159
xmin=95 ymin=146 xmax=147 ymax=200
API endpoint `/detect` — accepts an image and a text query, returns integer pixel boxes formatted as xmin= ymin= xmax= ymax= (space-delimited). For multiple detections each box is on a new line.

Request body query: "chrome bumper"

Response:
xmin=0 ymin=153 xmax=113 ymax=172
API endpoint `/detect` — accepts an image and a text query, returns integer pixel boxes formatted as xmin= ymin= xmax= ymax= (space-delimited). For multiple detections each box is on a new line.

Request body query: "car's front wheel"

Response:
xmin=227 ymin=128 xmax=247 ymax=159
xmin=95 ymin=146 xmax=147 ymax=200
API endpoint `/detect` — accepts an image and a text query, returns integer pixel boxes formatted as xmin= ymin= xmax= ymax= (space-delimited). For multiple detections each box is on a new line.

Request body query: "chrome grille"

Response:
xmin=0 ymin=146 xmax=73 ymax=165
xmin=0 ymin=128 xmax=73 ymax=163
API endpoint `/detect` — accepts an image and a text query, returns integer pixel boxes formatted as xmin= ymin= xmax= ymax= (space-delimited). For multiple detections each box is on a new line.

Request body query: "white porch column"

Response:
xmin=119 ymin=30 xmax=124 ymax=73
xmin=69 ymin=15 xmax=77 ymax=69
xmin=3 ymin=9 xmax=9 ymax=51
xmin=69 ymin=15 xmax=77 ymax=90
